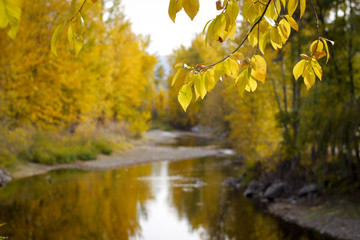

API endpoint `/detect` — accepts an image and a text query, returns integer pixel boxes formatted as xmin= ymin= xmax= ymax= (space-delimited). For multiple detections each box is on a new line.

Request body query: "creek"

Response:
xmin=0 ymin=134 xmax=335 ymax=240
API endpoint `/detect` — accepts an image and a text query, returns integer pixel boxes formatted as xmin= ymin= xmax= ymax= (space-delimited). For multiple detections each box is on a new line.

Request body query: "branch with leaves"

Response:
xmin=51 ymin=0 xmax=98 ymax=57
xmin=169 ymin=0 xmax=334 ymax=111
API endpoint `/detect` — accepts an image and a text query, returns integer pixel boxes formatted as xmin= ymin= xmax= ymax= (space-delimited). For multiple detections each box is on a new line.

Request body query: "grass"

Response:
xmin=17 ymin=134 xmax=117 ymax=165
xmin=0 ymin=121 xmax=135 ymax=167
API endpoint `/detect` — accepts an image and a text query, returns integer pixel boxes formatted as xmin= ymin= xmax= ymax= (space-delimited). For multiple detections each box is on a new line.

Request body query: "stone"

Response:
xmin=223 ymin=177 xmax=242 ymax=189
xmin=243 ymin=180 xmax=264 ymax=198
xmin=297 ymin=184 xmax=320 ymax=198
xmin=0 ymin=168 xmax=12 ymax=187
xmin=264 ymin=181 xmax=286 ymax=200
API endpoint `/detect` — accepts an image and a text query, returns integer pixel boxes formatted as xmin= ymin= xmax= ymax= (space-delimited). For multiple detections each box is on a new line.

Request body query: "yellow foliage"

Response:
xmin=0 ymin=0 xmax=157 ymax=137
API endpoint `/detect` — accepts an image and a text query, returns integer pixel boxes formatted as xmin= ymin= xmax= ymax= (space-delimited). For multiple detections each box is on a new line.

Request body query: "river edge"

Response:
xmin=5 ymin=130 xmax=360 ymax=240
xmin=9 ymin=130 xmax=227 ymax=179
xmin=266 ymin=197 xmax=360 ymax=240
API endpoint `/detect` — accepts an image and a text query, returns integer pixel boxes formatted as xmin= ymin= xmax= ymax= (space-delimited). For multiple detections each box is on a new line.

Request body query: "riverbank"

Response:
xmin=267 ymin=196 xmax=360 ymax=240
xmin=9 ymin=130 xmax=229 ymax=179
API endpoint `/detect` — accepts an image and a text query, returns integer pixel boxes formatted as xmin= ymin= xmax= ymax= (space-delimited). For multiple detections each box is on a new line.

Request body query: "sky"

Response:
xmin=120 ymin=0 xmax=219 ymax=57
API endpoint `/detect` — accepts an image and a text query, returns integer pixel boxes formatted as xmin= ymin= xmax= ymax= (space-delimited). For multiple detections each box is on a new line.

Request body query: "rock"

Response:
xmin=0 ymin=168 xmax=12 ymax=187
xmin=243 ymin=180 xmax=264 ymax=198
xmin=223 ymin=177 xmax=242 ymax=189
xmin=264 ymin=181 xmax=286 ymax=200
xmin=297 ymin=184 xmax=320 ymax=198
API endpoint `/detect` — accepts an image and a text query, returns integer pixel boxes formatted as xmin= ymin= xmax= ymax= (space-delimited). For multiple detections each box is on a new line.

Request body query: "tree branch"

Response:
xmin=198 ymin=0 xmax=272 ymax=71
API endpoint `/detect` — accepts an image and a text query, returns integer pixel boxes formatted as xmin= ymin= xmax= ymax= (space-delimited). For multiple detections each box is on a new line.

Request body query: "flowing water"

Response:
xmin=0 ymin=134 xmax=336 ymax=240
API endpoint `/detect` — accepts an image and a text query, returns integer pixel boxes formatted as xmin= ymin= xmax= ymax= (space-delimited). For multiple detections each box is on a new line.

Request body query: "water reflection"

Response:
xmin=0 ymin=166 xmax=153 ymax=240
xmin=0 ymin=157 xmax=334 ymax=240
xmin=166 ymin=157 xmax=334 ymax=240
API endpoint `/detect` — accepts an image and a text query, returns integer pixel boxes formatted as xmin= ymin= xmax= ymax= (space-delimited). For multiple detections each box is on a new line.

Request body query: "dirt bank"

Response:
xmin=267 ymin=197 xmax=360 ymax=240
xmin=10 ymin=130 xmax=230 ymax=179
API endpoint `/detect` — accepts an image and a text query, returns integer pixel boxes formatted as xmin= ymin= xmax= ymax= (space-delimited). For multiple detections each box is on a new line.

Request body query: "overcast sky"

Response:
xmin=121 ymin=0 xmax=219 ymax=56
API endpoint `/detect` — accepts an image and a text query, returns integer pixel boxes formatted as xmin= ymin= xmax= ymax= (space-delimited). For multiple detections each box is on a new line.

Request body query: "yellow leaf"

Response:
xmin=74 ymin=36 xmax=83 ymax=57
xmin=265 ymin=1 xmax=279 ymax=20
xmin=287 ymin=0 xmax=298 ymax=16
xmin=285 ymin=15 xmax=298 ymax=31
xmin=172 ymin=68 xmax=183 ymax=86
xmin=0 ymin=0 xmax=22 ymax=39
xmin=250 ymin=55 xmax=267 ymax=83
xmin=259 ymin=31 xmax=269 ymax=54
xmin=248 ymin=29 xmax=258 ymax=47
xmin=168 ymin=0 xmax=182 ymax=23
xmin=270 ymin=27 xmax=282 ymax=50
xmin=68 ymin=24 xmax=75 ymax=51
xmin=310 ymin=40 xmax=323 ymax=56
xmin=245 ymin=77 xmax=258 ymax=92
xmin=205 ymin=68 xmax=216 ymax=92
xmin=303 ymin=66 xmax=315 ymax=90
xmin=226 ymin=0 xmax=239 ymax=23
xmin=300 ymin=0 xmax=306 ymax=18
xmin=202 ymin=19 xmax=212 ymax=35
xmin=214 ymin=62 xmax=224 ymax=81
xmin=293 ymin=59 xmax=305 ymax=80
xmin=236 ymin=68 xmax=249 ymax=97
xmin=213 ymin=13 xmax=227 ymax=41
xmin=311 ymin=59 xmax=322 ymax=80
xmin=223 ymin=58 xmax=239 ymax=78
xmin=226 ymin=21 xmax=237 ymax=40
xmin=194 ymin=74 xmax=207 ymax=99
xmin=51 ymin=23 xmax=65 ymax=56
xmin=278 ymin=19 xmax=291 ymax=43
xmin=182 ymin=0 xmax=199 ymax=20
xmin=320 ymin=37 xmax=330 ymax=64
xmin=178 ymin=84 xmax=193 ymax=111
xmin=231 ymin=52 xmax=245 ymax=62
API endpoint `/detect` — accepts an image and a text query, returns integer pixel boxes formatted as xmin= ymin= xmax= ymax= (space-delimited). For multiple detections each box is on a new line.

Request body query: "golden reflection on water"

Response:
xmin=0 ymin=166 xmax=153 ymax=240
xmin=0 ymin=157 xmax=333 ymax=240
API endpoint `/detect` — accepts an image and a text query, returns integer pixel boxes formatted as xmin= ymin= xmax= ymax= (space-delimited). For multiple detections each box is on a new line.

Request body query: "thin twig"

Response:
xmin=70 ymin=0 xmax=88 ymax=21
xmin=310 ymin=0 xmax=319 ymax=39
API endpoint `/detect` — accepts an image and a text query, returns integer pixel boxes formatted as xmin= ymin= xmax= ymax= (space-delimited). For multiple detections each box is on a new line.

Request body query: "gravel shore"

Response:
xmin=10 ymin=130 xmax=227 ymax=179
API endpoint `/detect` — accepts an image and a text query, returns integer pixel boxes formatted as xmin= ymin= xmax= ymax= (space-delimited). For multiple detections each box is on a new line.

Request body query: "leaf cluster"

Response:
xmin=168 ymin=0 xmax=334 ymax=111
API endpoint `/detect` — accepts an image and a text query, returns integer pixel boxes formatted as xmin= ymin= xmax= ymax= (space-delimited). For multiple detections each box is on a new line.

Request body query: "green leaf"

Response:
xmin=182 ymin=0 xmax=199 ymax=20
xmin=178 ymin=84 xmax=193 ymax=111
